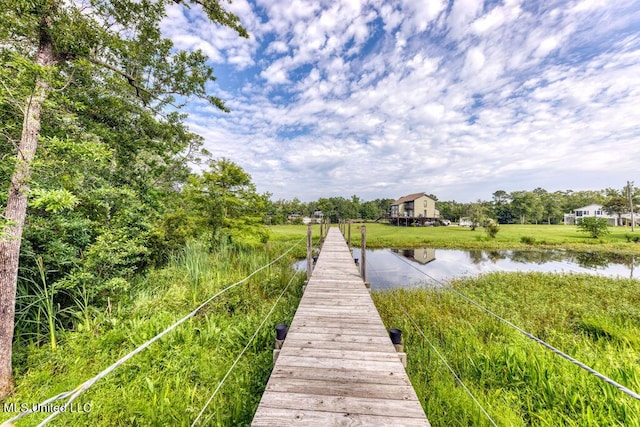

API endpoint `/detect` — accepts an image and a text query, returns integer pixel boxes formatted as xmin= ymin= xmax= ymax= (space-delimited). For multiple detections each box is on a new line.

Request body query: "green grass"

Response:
xmin=4 ymin=239 xmax=305 ymax=426
xmin=270 ymin=223 xmax=640 ymax=255
xmin=6 ymin=225 xmax=640 ymax=425
xmin=372 ymin=272 xmax=640 ymax=426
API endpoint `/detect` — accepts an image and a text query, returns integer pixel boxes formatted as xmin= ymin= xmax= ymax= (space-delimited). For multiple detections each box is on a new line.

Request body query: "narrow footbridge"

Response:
xmin=252 ymin=227 xmax=430 ymax=426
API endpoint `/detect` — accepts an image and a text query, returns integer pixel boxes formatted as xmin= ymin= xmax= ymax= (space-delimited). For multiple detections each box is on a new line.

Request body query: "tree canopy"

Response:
xmin=0 ymin=0 xmax=247 ymax=397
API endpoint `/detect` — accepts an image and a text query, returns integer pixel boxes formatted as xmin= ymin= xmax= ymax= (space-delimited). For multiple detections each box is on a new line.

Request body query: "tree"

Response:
xmin=490 ymin=190 xmax=514 ymax=224
xmin=468 ymin=202 xmax=485 ymax=231
xmin=626 ymin=181 xmax=636 ymax=232
xmin=436 ymin=200 xmax=465 ymax=222
xmin=0 ymin=0 xmax=247 ymax=397
xmin=315 ymin=198 xmax=335 ymax=221
xmin=510 ymin=191 xmax=543 ymax=224
xmin=484 ymin=219 xmax=500 ymax=239
xmin=185 ymin=159 xmax=268 ymax=246
xmin=540 ymin=191 xmax=564 ymax=224
xmin=577 ymin=217 xmax=610 ymax=238
xmin=603 ymin=195 xmax=629 ymax=226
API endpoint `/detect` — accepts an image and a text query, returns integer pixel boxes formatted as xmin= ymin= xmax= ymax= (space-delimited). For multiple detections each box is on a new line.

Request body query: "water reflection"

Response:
xmin=345 ymin=248 xmax=638 ymax=290
xmin=391 ymin=248 xmax=436 ymax=265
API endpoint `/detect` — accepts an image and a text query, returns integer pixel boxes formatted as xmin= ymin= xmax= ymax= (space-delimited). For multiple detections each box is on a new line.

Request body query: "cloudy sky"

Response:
xmin=161 ymin=0 xmax=640 ymax=202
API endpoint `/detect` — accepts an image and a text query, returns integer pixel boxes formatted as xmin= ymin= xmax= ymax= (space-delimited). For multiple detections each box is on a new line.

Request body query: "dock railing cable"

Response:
xmin=390 ymin=293 xmax=498 ymax=427
xmin=191 ymin=269 xmax=300 ymax=426
xmin=3 ymin=239 xmax=303 ymax=426
xmin=364 ymin=257 xmax=497 ymax=426
xmin=387 ymin=251 xmax=640 ymax=402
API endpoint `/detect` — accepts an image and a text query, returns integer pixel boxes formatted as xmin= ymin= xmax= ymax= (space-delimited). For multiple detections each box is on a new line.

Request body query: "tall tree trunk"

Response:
xmin=0 ymin=32 xmax=56 ymax=398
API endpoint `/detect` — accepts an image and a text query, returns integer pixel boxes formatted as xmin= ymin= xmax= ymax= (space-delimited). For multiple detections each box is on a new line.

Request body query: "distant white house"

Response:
xmin=287 ymin=213 xmax=312 ymax=224
xmin=563 ymin=204 xmax=638 ymax=226
xmin=459 ymin=217 xmax=473 ymax=227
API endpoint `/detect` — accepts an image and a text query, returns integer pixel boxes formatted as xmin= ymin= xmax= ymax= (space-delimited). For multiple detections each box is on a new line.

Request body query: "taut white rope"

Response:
xmin=3 ymin=240 xmax=302 ymax=426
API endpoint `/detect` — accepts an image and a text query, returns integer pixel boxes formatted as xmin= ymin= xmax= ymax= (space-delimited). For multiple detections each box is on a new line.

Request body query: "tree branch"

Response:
xmin=0 ymin=77 xmax=25 ymax=115
xmin=87 ymin=57 xmax=149 ymax=105
xmin=173 ymin=0 xmax=249 ymax=38
xmin=52 ymin=68 xmax=77 ymax=93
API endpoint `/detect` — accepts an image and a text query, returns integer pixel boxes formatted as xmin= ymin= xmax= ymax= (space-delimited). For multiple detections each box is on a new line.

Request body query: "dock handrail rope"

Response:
xmin=388 ymin=251 xmax=640 ymax=402
xmin=191 ymin=269 xmax=300 ymax=426
xmin=3 ymin=239 xmax=303 ymax=427
xmin=389 ymin=293 xmax=498 ymax=427
xmin=365 ymin=257 xmax=497 ymax=426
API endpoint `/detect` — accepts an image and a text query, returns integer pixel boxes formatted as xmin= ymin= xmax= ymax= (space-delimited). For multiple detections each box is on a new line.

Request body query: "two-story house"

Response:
xmin=390 ymin=192 xmax=439 ymax=219
xmin=563 ymin=204 xmax=637 ymax=226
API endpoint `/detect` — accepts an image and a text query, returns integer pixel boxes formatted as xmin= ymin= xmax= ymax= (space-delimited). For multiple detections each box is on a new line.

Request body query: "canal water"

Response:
xmin=296 ymin=248 xmax=638 ymax=290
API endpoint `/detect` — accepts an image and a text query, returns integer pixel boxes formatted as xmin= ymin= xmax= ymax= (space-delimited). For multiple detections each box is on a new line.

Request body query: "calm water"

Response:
xmin=296 ymin=248 xmax=638 ymax=290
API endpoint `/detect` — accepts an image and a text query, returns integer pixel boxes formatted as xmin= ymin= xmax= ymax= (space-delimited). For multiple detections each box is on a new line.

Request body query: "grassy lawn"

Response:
xmin=269 ymin=223 xmax=640 ymax=255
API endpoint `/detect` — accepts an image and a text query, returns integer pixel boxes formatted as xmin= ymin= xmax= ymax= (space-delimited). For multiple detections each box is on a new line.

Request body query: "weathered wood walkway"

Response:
xmin=252 ymin=227 xmax=429 ymax=426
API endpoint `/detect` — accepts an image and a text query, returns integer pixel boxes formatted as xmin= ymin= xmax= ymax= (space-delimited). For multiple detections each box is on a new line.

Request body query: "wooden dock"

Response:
xmin=252 ymin=227 xmax=429 ymax=426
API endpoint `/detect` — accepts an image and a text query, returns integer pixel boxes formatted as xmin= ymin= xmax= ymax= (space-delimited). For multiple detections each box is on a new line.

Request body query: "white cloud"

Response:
xmin=462 ymin=47 xmax=486 ymax=76
xmin=534 ymin=36 xmax=561 ymax=58
xmin=471 ymin=0 xmax=522 ymax=35
xmin=400 ymin=0 xmax=447 ymax=34
xmin=265 ymin=40 xmax=289 ymax=55
xmin=161 ymin=0 xmax=640 ymax=202
xmin=446 ymin=0 xmax=484 ymax=39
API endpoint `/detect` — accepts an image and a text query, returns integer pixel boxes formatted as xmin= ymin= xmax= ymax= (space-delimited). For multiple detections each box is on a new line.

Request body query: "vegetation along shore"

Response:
xmin=274 ymin=223 xmax=640 ymax=426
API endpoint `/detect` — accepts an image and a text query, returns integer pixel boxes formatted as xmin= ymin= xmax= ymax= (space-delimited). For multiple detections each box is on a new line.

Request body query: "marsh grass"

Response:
xmin=5 ymin=239 xmax=304 ymax=426
xmin=372 ymin=272 xmax=640 ymax=426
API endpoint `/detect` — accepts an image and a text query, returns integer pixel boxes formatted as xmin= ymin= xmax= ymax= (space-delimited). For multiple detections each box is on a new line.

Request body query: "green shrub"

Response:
xmin=520 ymin=236 xmax=535 ymax=244
xmin=577 ymin=217 xmax=609 ymax=238
xmin=484 ymin=221 xmax=499 ymax=239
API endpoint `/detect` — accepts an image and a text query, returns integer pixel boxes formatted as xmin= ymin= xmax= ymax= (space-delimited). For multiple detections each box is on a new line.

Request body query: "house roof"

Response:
xmin=572 ymin=204 xmax=603 ymax=212
xmin=392 ymin=192 xmax=431 ymax=205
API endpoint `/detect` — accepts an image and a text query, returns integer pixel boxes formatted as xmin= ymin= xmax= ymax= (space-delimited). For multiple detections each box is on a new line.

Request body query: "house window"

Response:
xmin=423 ymin=200 xmax=427 ymax=207
xmin=595 ymin=210 xmax=602 ymax=215
xmin=576 ymin=211 xmax=583 ymax=217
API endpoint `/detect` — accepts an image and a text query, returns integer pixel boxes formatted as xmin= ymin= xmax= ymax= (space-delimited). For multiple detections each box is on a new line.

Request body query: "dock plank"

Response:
xmin=252 ymin=228 xmax=429 ymax=426
xmin=252 ymin=408 xmax=428 ymax=427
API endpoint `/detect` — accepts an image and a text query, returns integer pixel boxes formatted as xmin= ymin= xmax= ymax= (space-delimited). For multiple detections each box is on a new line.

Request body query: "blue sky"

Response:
xmin=161 ymin=0 xmax=640 ymax=202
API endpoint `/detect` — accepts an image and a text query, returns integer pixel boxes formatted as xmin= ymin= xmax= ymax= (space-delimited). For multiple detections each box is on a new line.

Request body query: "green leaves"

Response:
xmin=1 ymin=0 xmax=248 ymax=399
xmin=29 ymin=188 xmax=79 ymax=213
xmin=184 ymin=158 xmax=269 ymax=247
xmin=577 ymin=217 xmax=610 ymax=239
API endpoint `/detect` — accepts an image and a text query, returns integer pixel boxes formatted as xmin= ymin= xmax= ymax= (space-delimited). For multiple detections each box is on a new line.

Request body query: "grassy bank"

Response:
xmin=372 ymin=272 xmax=640 ymax=426
xmin=270 ymin=223 xmax=640 ymax=255
xmin=3 ymin=239 xmax=304 ymax=426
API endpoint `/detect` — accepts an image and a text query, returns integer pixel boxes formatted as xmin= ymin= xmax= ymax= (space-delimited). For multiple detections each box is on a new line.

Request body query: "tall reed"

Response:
xmin=6 ymin=238 xmax=304 ymax=426
xmin=373 ymin=272 xmax=640 ymax=426
xmin=15 ymin=257 xmax=64 ymax=351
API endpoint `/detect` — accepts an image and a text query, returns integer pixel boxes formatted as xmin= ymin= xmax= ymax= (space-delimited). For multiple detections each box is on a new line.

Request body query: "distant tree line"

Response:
xmin=266 ymin=196 xmax=394 ymax=224
xmin=437 ymin=186 xmax=639 ymax=225
xmin=269 ymin=186 xmax=639 ymax=226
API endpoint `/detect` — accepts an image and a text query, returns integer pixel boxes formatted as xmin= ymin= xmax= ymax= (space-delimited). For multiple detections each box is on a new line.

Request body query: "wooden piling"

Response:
xmin=361 ymin=225 xmax=366 ymax=283
xmin=306 ymin=224 xmax=312 ymax=281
